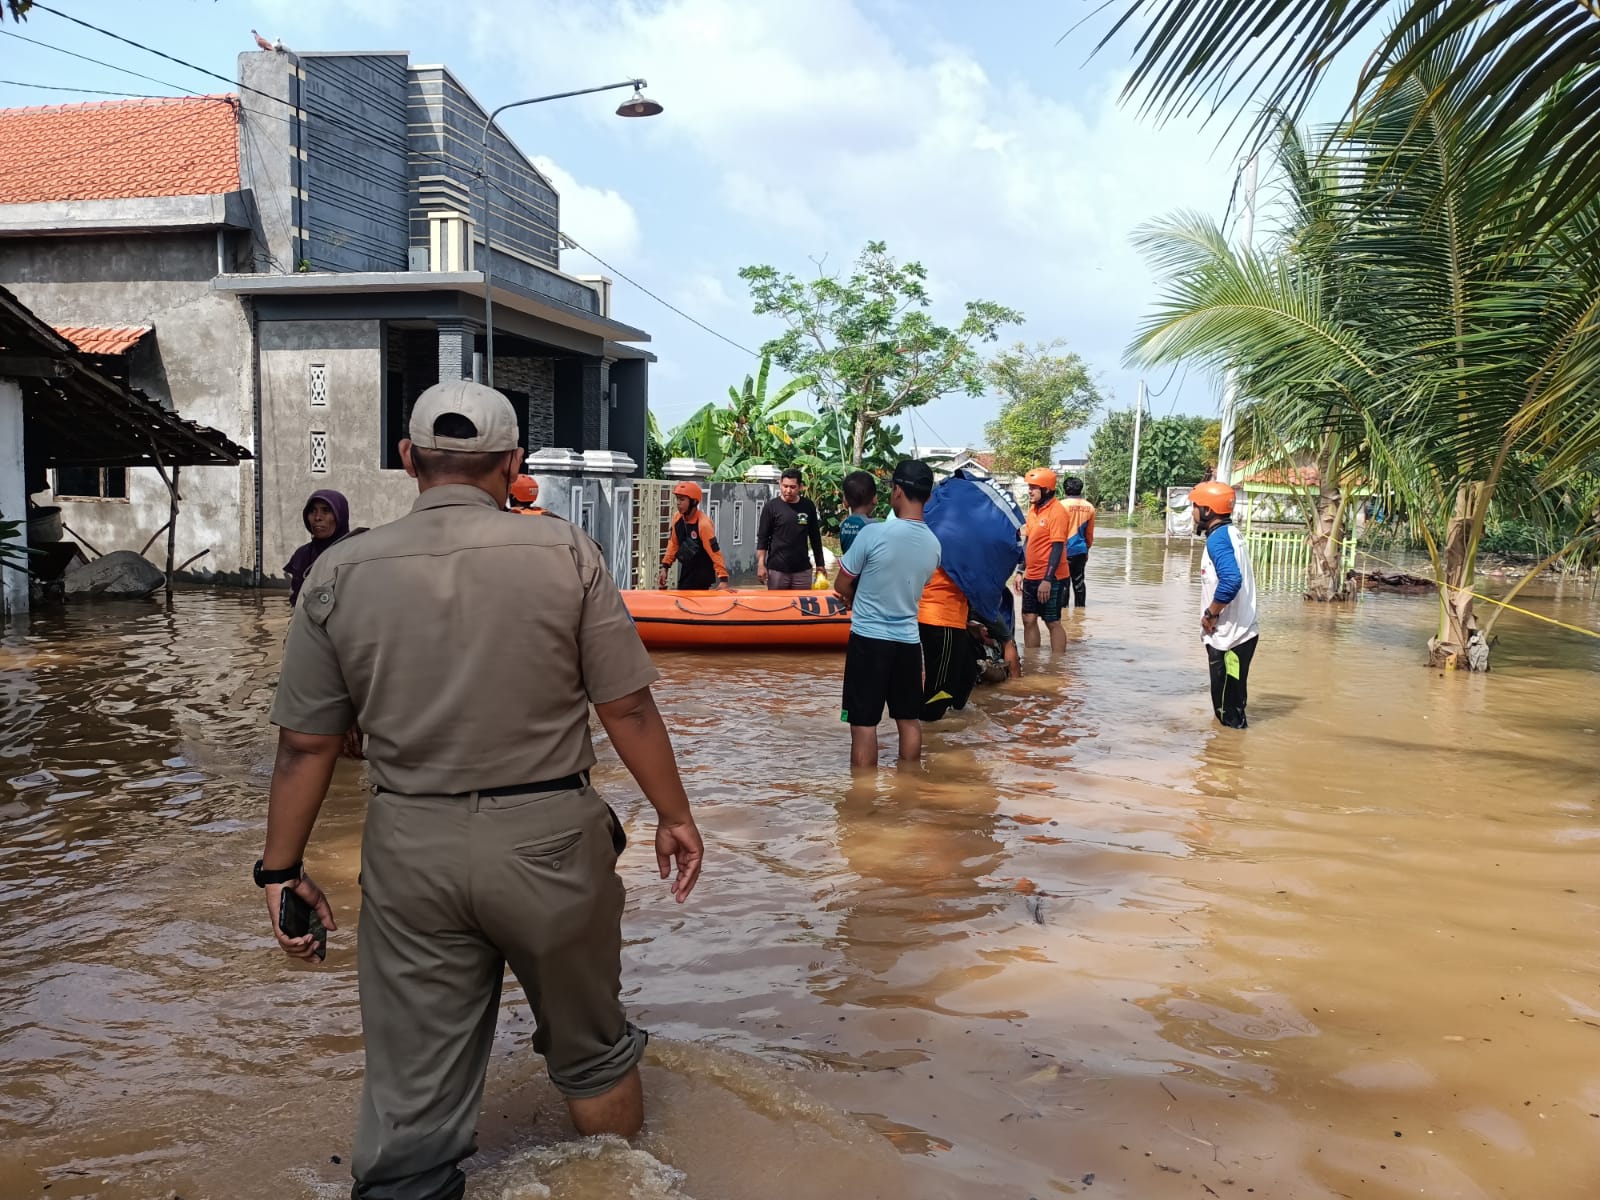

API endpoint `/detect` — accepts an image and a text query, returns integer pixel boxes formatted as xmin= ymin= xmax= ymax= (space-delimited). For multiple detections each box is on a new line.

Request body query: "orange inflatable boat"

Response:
xmin=623 ymin=589 xmax=850 ymax=650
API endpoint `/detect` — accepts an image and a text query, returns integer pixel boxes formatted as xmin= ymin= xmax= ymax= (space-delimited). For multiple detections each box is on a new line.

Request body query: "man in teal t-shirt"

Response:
xmin=834 ymin=460 xmax=940 ymax=768
xmin=838 ymin=470 xmax=879 ymax=554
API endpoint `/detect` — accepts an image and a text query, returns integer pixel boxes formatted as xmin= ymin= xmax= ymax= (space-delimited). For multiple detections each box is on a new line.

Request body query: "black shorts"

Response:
xmin=842 ymin=633 xmax=923 ymax=727
xmin=920 ymin=623 xmax=977 ymax=721
xmin=1020 ymin=578 xmax=1064 ymax=623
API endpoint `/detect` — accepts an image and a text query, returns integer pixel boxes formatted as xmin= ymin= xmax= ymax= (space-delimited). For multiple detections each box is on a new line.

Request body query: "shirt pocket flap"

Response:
xmin=301 ymin=580 xmax=338 ymax=627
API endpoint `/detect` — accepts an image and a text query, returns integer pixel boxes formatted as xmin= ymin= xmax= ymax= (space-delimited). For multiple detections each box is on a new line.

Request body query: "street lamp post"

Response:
xmin=478 ymin=79 xmax=662 ymax=388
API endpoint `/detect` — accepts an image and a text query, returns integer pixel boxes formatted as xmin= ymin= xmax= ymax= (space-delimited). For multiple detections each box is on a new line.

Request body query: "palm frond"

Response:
xmin=1090 ymin=0 xmax=1600 ymax=228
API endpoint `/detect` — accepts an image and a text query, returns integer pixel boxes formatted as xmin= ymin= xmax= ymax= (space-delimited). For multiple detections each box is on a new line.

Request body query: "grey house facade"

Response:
xmin=0 ymin=49 xmax=652 ymax=586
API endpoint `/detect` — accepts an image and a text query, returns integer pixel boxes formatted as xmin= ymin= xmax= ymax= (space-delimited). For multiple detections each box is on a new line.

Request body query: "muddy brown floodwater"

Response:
xmin=3 ymin=535 xmax=1599 ymax=1199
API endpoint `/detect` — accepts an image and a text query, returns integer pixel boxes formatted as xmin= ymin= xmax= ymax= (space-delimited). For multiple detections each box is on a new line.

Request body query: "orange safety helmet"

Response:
xmin=672 ymin=481 xmax=703 ymax=504
xmin=1023 ymin=467 xmax=1058 ymax=492
xmin=1190 ymin=480 xmax=1236 ymax=515
xmin=510 ymin=474 xmax=539 ymax=504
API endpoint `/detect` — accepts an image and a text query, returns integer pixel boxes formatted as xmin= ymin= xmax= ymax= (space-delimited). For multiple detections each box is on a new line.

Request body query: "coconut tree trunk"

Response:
xmin=1427 ymin=483 xmax=1488 ymax=670
xmin=1305 ymin=480 xmax=1350 ymax=601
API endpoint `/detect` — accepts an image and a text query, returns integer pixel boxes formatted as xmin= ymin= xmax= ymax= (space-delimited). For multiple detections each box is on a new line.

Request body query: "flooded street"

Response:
xmin=3 ymin=535 xmax=1599 ymax=1199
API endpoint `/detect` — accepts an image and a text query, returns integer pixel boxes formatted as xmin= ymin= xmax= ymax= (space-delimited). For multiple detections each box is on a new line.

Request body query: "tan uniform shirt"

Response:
xmin=270 ymin=484 xmax=660 ymax=794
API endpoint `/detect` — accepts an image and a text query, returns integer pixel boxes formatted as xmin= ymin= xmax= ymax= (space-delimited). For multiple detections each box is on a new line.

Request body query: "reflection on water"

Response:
xmin=2 ymin=538 xmax=1599 ymax=1198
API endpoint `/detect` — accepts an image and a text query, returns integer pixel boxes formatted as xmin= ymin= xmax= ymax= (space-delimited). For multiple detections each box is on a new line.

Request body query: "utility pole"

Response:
xmin=1127 ymin=379 xmax=1145 ymax=521
xmin=1215 ymin=154 xmax=1258 ymax=486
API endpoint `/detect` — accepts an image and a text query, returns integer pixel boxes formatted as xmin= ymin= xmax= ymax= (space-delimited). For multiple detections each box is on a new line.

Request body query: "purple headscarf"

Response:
xmin=285 ymin=489 xmax=351 ymax=606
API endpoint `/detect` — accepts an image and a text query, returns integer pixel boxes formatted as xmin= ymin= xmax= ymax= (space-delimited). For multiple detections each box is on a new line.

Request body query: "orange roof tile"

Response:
xmin=53 ymin=325 xmax=152 ymax=355
xmin=0 ymin=95 xmax=240 ymax=204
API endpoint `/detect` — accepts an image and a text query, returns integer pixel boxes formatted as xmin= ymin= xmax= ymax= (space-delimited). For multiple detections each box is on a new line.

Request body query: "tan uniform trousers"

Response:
xmin=351 ymin=783 xmax=646 ymax=1200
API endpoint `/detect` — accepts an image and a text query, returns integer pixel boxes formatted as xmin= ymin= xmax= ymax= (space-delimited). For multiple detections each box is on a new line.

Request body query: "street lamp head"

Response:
xmin=617 ymin=87 xmax=663 ymax=118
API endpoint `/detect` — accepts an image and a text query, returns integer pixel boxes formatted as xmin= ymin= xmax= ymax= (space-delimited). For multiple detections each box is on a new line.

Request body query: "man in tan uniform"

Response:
xmin=255 ymin=379 xmax=704 ymax=1200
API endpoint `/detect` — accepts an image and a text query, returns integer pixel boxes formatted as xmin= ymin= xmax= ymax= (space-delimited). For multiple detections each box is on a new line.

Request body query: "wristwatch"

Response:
xmin=253 ymin=858 xmax=303 ymax=888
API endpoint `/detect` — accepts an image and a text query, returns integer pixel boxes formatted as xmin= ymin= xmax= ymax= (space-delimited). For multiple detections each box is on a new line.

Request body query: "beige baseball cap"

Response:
xmin=408 ymin=379 xmax=520 ymax=452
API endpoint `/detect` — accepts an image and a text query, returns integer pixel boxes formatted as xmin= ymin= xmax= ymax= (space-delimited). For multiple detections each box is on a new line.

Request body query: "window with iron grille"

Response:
xmin=310 ymin=430 xmax=329 ymax=473
xmin=308 ymin=362 xmax=328 ymax=407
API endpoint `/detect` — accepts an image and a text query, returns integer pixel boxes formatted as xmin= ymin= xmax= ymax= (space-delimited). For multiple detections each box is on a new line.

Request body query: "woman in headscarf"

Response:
xmin=284 ymin=489 xmax=357 ymax=607
xmin=284 ymin=489 xmax=366 ymax=759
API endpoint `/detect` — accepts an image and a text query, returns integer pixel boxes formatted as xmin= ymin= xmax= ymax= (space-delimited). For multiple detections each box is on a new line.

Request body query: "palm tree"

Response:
xmin=1133 ymin=121 xmax=1377 ymax=601
xmin=1093 ymin=0 xmax=1600 ymax=229
xmin=1130 ymin=21 xmax=1600 ymax=669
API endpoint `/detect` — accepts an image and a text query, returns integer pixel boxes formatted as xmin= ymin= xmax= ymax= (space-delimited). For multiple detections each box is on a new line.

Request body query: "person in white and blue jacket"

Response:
xmin=1190 ymin=481 xmax=1259 ymax=728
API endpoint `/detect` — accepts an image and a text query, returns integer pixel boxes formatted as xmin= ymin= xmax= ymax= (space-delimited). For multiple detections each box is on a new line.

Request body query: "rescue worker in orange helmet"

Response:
xmin=1057 ymin=475 xmax=1096 ymax=608
xmin=1020 ymin=467 xmax=1072 ymax=652
xmin=1191 ymin=480 xmax=1259 ymax=729
xmin=509 ymin=474 xmax=545 ymax=515
xmin=657 ymin=481 xmax=730 ymax=591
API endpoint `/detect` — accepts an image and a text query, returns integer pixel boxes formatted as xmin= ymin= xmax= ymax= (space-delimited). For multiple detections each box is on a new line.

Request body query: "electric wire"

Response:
xmin=23 ymin=1 xmax=867 ymax=461
xmin=30 ymin=3 xmax=287 ymax=107
xmin=560 ymin=233 xmax=760 ymax=358
xmin=0 ymin=78 xmax=170 ymax=98
xmin=0 ymin=26 xmax=200 ymax=95
xmin=23 ymin=3 xmax=762 ymax=350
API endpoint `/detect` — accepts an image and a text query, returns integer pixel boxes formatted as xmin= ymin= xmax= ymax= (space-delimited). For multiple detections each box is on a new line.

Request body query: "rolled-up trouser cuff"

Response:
xmin=549 ymin=1020 xmax=649 ymax=1099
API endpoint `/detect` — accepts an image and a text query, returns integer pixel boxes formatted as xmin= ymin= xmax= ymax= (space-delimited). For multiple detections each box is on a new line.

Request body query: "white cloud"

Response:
xmin=531 ymin=155 xmax=643 ymax=267
xmin=680 ymin=271 xmax=737 ymax=311
xmin=721 ymin=172 xmax=826 ymax=237
xmin=477 ymin=0 xmax=1229 ymax=310
xmin=468 ymin=0 xmax=1241 ymax=444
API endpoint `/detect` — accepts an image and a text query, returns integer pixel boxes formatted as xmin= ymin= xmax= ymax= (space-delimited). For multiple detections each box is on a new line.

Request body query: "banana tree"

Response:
xmin=662 ymin=354 xmax=815 ymax=478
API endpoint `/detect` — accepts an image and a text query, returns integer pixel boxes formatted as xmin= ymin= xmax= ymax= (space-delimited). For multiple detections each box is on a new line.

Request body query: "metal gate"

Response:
xmin=1245 ymin=528 xmax=1357 ymax=591
xmin=631 ymin=481 xmax=675 ymax=589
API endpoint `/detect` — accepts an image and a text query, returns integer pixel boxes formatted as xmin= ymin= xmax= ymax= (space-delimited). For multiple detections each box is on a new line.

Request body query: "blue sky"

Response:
xmin=1 ymin=0 xmax=1360 ymax=458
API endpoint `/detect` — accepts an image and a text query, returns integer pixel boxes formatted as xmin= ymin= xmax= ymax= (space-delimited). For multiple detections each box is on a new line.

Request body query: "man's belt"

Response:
xmin=378 ymin=772 xmax=588 ymax=798
xmin=478 ymin=772 xmax=587 ymax=797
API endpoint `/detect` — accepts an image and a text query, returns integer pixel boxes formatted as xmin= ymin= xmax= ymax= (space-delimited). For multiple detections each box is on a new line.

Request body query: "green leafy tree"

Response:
xmin=1084 ymin=409 xmax=1136 ymax=508
xmin=982 ymin=340 xmax=1102 ymax=475
xmin=1140 ymin=416 xmax=1212 ymax=494
xmin=1084 ymin=410 xmax=1211 ymax=508
xmin=740 ymin=241 xmax=1022 ymax=465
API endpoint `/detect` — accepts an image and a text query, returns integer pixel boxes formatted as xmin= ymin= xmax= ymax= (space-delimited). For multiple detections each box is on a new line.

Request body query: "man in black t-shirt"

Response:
xmin=756 ymin=468 xmax=826 ymax=589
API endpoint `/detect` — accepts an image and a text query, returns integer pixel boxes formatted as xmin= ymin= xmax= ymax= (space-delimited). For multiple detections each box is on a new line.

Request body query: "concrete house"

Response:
xmin=0 ymin=48 xmax=653 ymax=588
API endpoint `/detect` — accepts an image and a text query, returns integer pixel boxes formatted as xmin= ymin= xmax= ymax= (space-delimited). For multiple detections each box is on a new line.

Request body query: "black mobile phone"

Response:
xmin=278 ymin=887 xmax=328 ymax=962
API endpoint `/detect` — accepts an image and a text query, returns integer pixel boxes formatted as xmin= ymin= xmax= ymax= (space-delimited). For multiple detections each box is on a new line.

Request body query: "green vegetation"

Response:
xmin=740 ymin=241 xmax=1022 ymax=466
xmin=1094 ymin=0 xmax=1600 ymax=236
xmin=0 ymin=511 xmax=34 ymax=576
xmin=1084 ymin=410 xmax=1212 ymax=514
xmin=1124 ymin=15 xmax=1600 ymax=669
xmin=983 ymin=340 xmax=1101 ymax=476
